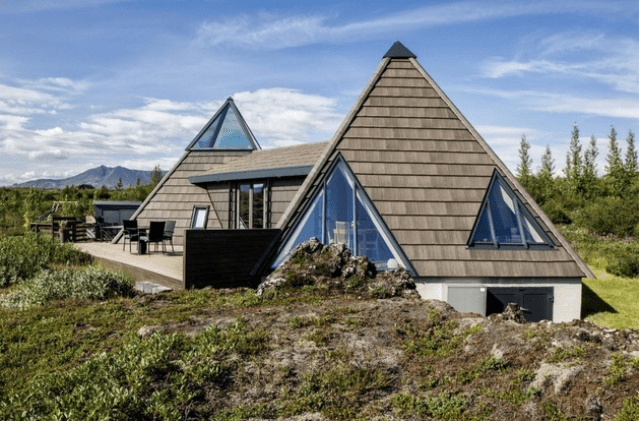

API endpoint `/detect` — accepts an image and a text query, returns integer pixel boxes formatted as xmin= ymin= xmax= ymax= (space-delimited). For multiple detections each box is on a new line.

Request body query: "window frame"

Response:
xmin=230 ymin=180 xmax=268 ymax=229
xmin=273 ymin=155 xmax=415 ymax=273
xmin=190 ymin=205 xmax=210 ymax=229
xmin=467 ymin=171 xmax=555 ymax=250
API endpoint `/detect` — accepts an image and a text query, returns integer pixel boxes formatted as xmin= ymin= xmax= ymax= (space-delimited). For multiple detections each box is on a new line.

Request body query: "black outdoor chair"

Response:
xmin=140 ymin=221 xmax=166 ymax=254
xmin=122 ymin=219 xmax=139 ymax=253
xmin=162 ymin=220 xmax=176 ymax=253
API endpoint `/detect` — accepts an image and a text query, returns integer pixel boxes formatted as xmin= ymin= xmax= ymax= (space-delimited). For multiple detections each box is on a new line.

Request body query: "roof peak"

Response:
xmin=185 ymin=98 xmax=261 ymax=151
xmin=383 ymin=41 xmax=416 ymax=59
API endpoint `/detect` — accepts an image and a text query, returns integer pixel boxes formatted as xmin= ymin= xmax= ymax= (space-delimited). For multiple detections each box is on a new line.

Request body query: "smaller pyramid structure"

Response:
xmin=187 ymin=97 xmax=260 ymax=151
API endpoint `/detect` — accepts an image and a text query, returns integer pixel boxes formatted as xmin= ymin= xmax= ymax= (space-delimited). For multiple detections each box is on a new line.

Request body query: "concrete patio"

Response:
xmin=74 ymin=241 xmax=184 ymax=290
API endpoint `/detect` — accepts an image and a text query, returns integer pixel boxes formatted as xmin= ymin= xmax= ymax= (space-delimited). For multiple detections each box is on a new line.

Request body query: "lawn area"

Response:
xmin=557 ymin=224 xmax=638 ymax=330
xmin=582 ymin=267 xmax=639 ymax=330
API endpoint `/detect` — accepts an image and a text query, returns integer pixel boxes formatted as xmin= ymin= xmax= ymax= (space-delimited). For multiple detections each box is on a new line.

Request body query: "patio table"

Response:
xmin=115 ymin=225 xmax=150 ymax=254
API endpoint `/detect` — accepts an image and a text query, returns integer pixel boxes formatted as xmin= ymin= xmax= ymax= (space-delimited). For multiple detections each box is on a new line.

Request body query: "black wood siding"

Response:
xmin=184 ymin=229 xmax=280 ymax=289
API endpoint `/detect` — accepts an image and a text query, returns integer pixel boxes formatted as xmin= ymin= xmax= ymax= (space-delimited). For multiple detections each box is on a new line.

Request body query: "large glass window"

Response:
xmin=238 ymin=184 xmax=251 ymax=229
xmin=325 ymin=166 xmax=354 ymax=250
xmin=488 ymin=183 xmax=521 ymax=244
xmin=470 ymin=203 xmax=494 ymax=245
xmin=214 ymin=108 xmax=253 ymax=149
xmin=252 ymin=183 xmax=264 ymax=229
xmin=356 ymin=192 xmax=395 ymax=270
xmin=234 ymin=182 xmax=267 ymax=229
xmin=469 ymin=173 xmax=553 ymax=248
xmin=273 ymin=159 xmax=408 ymax=271
xmin=191 ymin=105 xmax=254 ymax=150
xmin=194 ymin=114 xmax=222 ymax=148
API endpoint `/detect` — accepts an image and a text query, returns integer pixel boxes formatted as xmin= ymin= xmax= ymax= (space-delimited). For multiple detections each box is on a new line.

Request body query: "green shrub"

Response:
xmin=541 ymin=199 xmax=573 ymax=224
xmin=606 ymin=254 xmax=639 ymax=277
xmin=0 ymin=266 xmax=134 ymax=308
xmin=615 ymin=397 xmax=639 ymax=421
xmin=391 ymin=391 xmax=468 ymax=420
xmin=0 ymin=232 xmax=91 ymax=287
xmin=576 ymin=196 xmax=638 ymax=238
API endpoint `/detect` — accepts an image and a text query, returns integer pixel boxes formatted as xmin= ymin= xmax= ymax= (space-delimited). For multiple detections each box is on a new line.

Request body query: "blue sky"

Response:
xmin=0 ymin=0 xmax=637 ymax=185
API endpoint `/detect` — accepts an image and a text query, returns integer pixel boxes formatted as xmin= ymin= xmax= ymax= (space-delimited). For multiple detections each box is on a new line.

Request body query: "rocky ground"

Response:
xmin=135 ymin=240 xmax=638 ymax=420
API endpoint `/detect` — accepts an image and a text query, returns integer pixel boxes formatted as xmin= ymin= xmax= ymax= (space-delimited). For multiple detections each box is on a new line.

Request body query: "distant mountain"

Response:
xmin=12 ymin=166 xmax=160 ymax=189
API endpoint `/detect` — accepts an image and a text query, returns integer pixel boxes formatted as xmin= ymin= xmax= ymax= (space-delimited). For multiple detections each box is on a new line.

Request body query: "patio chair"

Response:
xmin=140 ymin=221 xmax=166 ymax=254
xmin=163 ymin=220 xmax=176 ymax=253
xmin=122 ymin=220 xmax=139 ymax=253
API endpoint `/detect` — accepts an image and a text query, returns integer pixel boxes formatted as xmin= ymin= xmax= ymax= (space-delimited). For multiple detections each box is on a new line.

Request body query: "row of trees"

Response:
xmin=515 ymin=125 xmax=638 ymax=239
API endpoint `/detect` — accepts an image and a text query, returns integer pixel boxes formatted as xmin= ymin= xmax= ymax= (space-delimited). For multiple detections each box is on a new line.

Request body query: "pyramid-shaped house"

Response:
xmin=264 ymin=42 xmax=593 ymax=322
xmin=125 ymin=42 xmax=593 ymax=323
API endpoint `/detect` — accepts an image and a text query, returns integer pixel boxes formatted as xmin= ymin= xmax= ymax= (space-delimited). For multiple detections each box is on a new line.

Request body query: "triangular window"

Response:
xmin=273 ymin=157 xmax=412 ymax=272
xmin=469 ymin=172 xmax=553 ymax=249
xmin=187 ymin=99 xmax=259 ymax=150
xmin=214 ymin=106 xmax=253 ymax=149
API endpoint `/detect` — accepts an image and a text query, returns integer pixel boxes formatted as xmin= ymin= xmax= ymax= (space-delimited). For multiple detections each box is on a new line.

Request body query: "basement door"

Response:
xmin=486 ymin=287 xmax=553 ymax=322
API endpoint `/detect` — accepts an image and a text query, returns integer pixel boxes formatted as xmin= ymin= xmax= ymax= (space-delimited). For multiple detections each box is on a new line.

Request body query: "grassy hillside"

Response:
xmin=1 ymin=286 xmax=637 ymax=420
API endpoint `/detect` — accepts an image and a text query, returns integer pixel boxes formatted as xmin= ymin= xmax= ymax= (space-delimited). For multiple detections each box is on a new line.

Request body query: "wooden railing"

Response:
xmin=30 ymin=217 xmax=103 ymax=242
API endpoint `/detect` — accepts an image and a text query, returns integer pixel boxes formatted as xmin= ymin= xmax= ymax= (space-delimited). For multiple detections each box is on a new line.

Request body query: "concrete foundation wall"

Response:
xmin=413 ymin=278 xmax=582 ymax=323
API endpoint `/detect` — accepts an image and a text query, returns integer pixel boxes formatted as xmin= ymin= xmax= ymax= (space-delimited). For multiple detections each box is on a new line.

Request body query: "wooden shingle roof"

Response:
xmin=275 ymin=46 xmax=594 ymax=279
xmin=190 ymin=141 xmax=328 ymax=183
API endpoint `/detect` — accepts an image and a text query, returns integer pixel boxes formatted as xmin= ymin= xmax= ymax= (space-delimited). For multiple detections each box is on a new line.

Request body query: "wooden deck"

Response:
xmin=74 ymin=242 xmax=184 ymax=290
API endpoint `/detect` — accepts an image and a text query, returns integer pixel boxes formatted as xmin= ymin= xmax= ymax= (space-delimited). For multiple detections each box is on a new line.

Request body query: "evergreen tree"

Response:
xmin=606 ymin=125 xmax=623 ymax=174
xmin=136 ymin=177 xmax=141 ymax=187
xmin=582 ymin=135 xmax=599 ymax=197
xmin=624 ymin=130 xmax=638 ymax=173
xmin=564 ymin=123 xmax=582 ymax=195
xmin=537 ymin=145 xmax=557 ymax=202
xmin=539 ymin=145 xmax=555 ymax=179
xmin=516 ymin=134 xmax=532 ymax=183
xmin=583 ymin=135 xmax=598 ymax=179
xmin=150 ymin=165 xmax=163 ymax=187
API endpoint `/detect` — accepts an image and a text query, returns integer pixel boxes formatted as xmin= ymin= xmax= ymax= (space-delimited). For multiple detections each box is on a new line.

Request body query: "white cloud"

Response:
xmin=0 ymin=87 xmax=342 ymax=183
xmin=481 ymin=32 xmax=639 ymax=94
xmin=233 ymin=88 xmax=341 ymax=147
xmin=466 ymin=87 xmax=638 ymax=119
xmin=17 ymin=77 xmax=90 ymax=94
xmin=195 ymin=1 xmax=629 ymax=50
xmin=0 ymin=0 xmax=133 ymax=13
xmin=0 ymin=76 xmax=82 ymax=116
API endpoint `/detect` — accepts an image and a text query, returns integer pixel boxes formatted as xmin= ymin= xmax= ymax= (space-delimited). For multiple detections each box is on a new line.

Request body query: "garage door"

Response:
xmin=486 ymin=287 xmax=553 ymax=322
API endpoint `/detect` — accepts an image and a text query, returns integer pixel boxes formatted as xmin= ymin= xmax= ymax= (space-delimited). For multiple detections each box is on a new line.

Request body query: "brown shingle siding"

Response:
xmin=340 ymin=139 xmax=486 ymax=153
xmin=380 ymin=68 xmax=423 ymax=78
xmin=350 ymin=116 xmax=468 ymax=129
xmin=363 ymin=97 xmax=449 ymax=108
xmin=368 ymin=87 xmax=439 ymax=98
xmin=273 ymin=56 xmax=590 ymax=279
xmin=340 ymin=150 xmax=494 ymax=165
xmin=375 ymin=77 xmax=430 ymax=88
xmin=358 ymin=106 xmax=457 ymax=118
xmin=357 ymin=174 xmax=491 ymax=190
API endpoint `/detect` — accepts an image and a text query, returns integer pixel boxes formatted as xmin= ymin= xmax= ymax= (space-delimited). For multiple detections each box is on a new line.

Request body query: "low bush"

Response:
xmin=541 ymin=199 xmax=573 ymax=225
xmin=575 ymin=196 xmax=638 ymax=238
xmin=0 ymin=266 xmax=134 ymax=308
xmin=0 ymin=232 xmax=91 ymax=287
xmin=606 ymin=254 xmax=639 ymax=278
